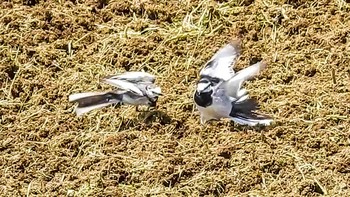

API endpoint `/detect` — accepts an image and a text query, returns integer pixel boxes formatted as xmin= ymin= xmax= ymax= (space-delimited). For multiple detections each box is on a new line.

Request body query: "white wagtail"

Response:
xmin=193 ymin=40 xmax=273 ymax=126
xmin=69 ymin=71 xmax=162 ymax=116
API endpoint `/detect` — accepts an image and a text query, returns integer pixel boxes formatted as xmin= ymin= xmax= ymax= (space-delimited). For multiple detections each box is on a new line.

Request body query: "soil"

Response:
xmin=1 ymin=0 xmax=350 ymax=196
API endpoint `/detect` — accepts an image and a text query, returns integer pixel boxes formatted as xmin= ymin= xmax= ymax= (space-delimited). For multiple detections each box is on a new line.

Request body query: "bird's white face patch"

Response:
xmin=150 ymin=87 xmax=161 ymax=95
xmin=197 ymin=81 xmax=211 ymax=92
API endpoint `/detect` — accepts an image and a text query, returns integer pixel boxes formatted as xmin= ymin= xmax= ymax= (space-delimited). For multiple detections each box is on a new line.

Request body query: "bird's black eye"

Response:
xmin=211 ymin=78 xmax=220 ymax=84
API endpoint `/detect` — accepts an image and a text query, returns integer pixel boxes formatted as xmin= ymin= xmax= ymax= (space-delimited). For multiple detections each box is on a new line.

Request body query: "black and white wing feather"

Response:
xmin=228 ymin=98 xmax=272 ymax=126
xmin=102 ymin=71 xmax=156 ymax=96
xmin=224 ymin=61 xmax=267 ymax=99
xmin=104 ymin=71 xmax=155 ymax=83
xmin=199 ymin=40 xmax=241 ymax=81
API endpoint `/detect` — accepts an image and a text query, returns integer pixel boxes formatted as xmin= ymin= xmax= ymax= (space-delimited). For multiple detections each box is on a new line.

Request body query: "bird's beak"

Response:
xmin=150 ymin=101 xmax=157 ymax=107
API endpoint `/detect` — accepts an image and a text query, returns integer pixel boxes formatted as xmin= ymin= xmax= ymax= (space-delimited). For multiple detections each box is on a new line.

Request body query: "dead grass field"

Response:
xmin=1 ymin=0 xmax=350 ymax=196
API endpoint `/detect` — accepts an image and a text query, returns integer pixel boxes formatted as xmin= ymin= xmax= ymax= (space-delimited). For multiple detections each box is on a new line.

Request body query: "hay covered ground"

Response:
xmin=1 ymin=0 xmax=350 ymax=196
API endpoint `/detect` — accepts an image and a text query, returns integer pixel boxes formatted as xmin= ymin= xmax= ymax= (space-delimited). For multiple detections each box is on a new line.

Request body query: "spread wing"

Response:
xmin=199 ymin=40 xmax=241 ymax=81
xmin=102 ymin=78 xmax=144 ymax=96
xmin=104 ymin=71 xmax=156 ymax=83
xmin=224 ymin=61 xmax=267 ymax=99
xmin=101 ymin=71 xmax=156 ymax=96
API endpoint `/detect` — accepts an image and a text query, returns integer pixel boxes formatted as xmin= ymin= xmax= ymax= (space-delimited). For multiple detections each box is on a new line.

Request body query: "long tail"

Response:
xmin=229 ymin=113 xmax=273 ymax=126
xmin=229 ymin=98 xmax=272 ymax=126
xmin=68 ymin=91 xmax=123 ymax=116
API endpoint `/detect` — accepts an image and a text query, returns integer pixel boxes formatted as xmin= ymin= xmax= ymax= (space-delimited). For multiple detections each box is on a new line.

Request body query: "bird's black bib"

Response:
xmin=194 ymin=90 xmax=213 ymax=108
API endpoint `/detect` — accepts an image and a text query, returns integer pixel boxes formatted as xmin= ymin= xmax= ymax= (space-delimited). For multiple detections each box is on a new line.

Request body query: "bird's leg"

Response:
xmin=136 ymin=106 xmax=153 ymax=112
xmin=143 ymin=110 xmax=158 ymax=122
xmin=200 ymin=115 xmax=207 ymax=125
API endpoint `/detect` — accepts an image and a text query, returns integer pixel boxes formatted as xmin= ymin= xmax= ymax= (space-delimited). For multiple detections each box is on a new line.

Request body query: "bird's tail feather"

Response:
xmin=69 ymin=92 xmax=122 ymax=116
xmin=229 ymin=113 xmax=272 ymax=126
xmin=229 ymin=98 xmax=272 ymax=126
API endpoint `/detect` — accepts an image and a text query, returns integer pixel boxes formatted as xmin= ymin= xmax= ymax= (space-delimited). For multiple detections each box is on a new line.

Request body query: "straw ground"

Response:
xmin=1 ymin=0 xmax=350 ymax=196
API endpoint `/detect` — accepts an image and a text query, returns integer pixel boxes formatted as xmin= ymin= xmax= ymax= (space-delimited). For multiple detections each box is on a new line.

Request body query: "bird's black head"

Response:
xmin=194 ymin=78 xmax=214 ymax=107
xmin=148 ymin=96 xmax=158 ymax=107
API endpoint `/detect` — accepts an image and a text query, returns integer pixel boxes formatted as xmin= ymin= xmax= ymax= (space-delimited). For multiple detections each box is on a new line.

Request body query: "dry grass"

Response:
xmin=1 ymin=0 xmax=350 ymax=196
